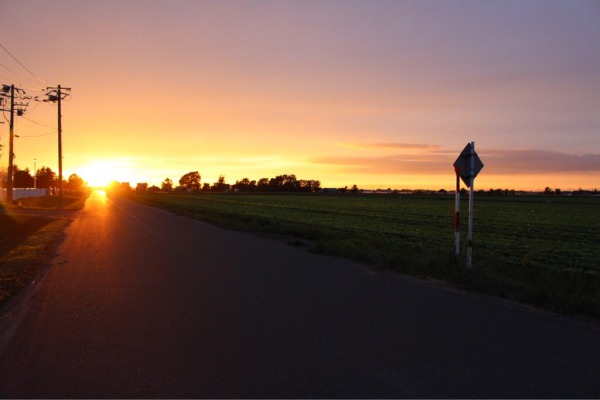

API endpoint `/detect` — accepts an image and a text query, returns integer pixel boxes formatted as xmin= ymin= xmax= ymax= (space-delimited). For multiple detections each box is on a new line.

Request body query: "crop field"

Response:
xmin=130 ymin=192 xmax=600 ymax=317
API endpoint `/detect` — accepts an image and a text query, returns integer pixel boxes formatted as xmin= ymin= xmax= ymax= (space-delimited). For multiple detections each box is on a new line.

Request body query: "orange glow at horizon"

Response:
xmin=66 ymin=155 xmax=599 ymax=192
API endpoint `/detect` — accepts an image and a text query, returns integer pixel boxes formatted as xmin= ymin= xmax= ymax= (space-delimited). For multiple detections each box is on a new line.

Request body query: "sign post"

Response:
xmin=454 ymin=173 xmax=460 ymax=256
xmin=453 ymin=142 xmax=483 ymax=268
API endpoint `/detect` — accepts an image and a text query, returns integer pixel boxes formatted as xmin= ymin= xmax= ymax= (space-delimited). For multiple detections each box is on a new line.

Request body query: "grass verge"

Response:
xmin=0 ymin=190 xmax=87 ymax=308
xmin=0 ymin=217 xmax=71 ymax=307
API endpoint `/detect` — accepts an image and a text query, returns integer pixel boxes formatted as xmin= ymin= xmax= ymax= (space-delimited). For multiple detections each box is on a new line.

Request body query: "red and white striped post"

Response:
xmin=453 ymin=141 xmax=483 ymax=267
xmin=466 ymin=142 xmax=475 ymax=268
xmin=454 ymin=172 xmax=460 ymax=256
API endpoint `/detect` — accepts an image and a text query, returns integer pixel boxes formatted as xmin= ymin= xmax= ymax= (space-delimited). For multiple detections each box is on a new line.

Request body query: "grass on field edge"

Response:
xmin=127 ymin=192 xmax=600 ymax=321
xmin=0 ymin=218 xmax=72 ymax=307
xmin=0 ymin=191 xmax=88 ymax=308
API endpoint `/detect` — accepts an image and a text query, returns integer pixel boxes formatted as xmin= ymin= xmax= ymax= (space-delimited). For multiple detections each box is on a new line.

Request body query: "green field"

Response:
xmin=130 ymin=192 xmax=600 ymax=318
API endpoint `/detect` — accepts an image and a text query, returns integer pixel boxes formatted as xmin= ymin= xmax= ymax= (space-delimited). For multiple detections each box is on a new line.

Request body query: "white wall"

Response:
xmin=1 ymin=188 xmax=51 ymax=201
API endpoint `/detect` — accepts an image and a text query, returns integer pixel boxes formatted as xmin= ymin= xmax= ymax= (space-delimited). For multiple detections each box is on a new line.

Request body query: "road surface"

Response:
xmin=1 ymin=190 xmax=599 ymax=398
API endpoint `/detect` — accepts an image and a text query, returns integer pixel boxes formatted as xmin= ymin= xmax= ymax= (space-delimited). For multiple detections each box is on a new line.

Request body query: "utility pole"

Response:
xmin=7 ymin=85 xmax=14 ymax=204
xmin=1 ymin=84 xmax=28 ymax=204
xmin=44 ymin=85 xmax=71 ymax=209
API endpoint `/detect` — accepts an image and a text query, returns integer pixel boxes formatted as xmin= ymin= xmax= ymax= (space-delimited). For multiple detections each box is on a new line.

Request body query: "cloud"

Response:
xmin=483 ymin=149 xmax=600 ymax=174
xmin=310 ymin=154 xmax=449 ymax=175
xmin=348 ymin=143 xmax=441 ymax=151
xmin=311 ymin=149 xmax=600 ymax=175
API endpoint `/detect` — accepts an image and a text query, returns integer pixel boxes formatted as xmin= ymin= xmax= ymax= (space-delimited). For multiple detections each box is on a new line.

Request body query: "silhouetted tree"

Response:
xmin=35 ymin=166 xmax=56 ymax=189
xmin=234 ymin=178 xmax=257 ymax=192
xmin=212 ymin=175 xmax=228 ymax=192
xmin=66 ymin=173 xmax=85 ymax=191
xmin=179 ymin=171 xmax=201 ymax=191
xmin=13 ymin=165 xmax=34 ymax=188
xmin=161 ymin=178 xmax=173 ymax=192
xmin=257 ymin=178 xmax=269 ymax=191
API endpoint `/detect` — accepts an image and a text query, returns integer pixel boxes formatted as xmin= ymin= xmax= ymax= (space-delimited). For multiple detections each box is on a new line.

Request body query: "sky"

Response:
xmin=1 ymin=0 xmax=599 ymax=190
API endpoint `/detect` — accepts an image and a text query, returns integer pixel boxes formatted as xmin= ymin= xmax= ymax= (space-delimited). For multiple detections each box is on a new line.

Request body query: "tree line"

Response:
xmin=147 ymin=172 xmax=323 ymax=193
xmin=2 ymin=164 xmax=86 ymax=191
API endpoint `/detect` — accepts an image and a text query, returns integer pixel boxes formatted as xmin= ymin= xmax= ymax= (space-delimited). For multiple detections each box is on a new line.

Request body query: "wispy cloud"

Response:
xmin=311 ymin=149 xmax=600 ymax=175
xmin=344 ymin=143 xmax=441 ymax=151
xmin=483 ymin=149 xmax=600 ymax=174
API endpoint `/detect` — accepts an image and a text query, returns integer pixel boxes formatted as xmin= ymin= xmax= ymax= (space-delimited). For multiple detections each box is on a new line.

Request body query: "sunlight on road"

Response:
xmin=86 ymin=189 xmax=109 ymax=208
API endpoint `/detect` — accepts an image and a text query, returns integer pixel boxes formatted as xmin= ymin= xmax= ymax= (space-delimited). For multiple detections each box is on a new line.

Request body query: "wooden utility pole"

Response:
xmin=7 ymin=85 xmax=14 ymax=204
xmin=57 ymin=85 xmax=63 ymax=209
xmin=1 ymin=84 xmax=28 ymax=204
xmin=44 ymin=85 xmax=70 ymax=209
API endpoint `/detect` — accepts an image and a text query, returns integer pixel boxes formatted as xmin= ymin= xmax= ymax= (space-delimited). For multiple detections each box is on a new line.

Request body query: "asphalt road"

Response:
xmin=0 ymin=190 xmax=599 ymax=398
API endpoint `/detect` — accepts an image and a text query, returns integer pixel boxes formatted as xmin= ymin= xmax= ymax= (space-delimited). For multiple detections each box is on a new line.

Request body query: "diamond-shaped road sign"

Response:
xmin=453 ymin=143 xmax=483 ymax=188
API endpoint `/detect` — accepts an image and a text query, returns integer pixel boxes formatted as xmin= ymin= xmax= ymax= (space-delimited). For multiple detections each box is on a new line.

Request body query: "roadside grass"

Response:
xmin=0 ymin=217 xmax=71 ymax=307
xmin=0 ymin=190 xmax=88 ymax=308
xmin=0 ymin=214 xmax=54 ymax=259
xmin=129 ymin=192 xmax=600 ymax=319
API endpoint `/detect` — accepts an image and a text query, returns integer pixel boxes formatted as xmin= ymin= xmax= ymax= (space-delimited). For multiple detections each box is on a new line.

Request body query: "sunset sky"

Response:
xmin=1 ymin=0 xmax=599 ymax=190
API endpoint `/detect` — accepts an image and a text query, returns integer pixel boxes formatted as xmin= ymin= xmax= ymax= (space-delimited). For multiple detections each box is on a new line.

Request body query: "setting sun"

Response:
xmin=75 ymin=159 xmax=136 ymax=188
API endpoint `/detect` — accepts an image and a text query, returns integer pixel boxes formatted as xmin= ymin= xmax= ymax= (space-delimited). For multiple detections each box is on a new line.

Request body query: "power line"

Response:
xmin=0 ymin=43 xmax=47 ymax=86
xmin=16 ymin=130 xmax=56 ymax=138
xmin=22 ymin=114 xmax=54 ymax=129
xmin=0 ymin=63 xmax=16 ymax=75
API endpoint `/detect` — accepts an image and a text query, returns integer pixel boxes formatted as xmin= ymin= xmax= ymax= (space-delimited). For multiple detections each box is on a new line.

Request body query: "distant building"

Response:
xmin=136 ymin=183 xmax=148 ymax=192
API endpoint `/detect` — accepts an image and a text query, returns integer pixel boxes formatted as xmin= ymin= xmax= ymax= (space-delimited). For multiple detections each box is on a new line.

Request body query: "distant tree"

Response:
xmin=350 ymin=184 xmax=359 ymax=194
xmin=202 ymin=182 xmax=211 ymax=191
xmin=179 ymin=171 xmax=201 ymax=191
xmin=136 ymin=183 xmax=148 ymax=192
xmin=544 ymin=186 xmax=553 ymax=195
xmin=212 ymin=175 xmax=228 ymax=192
xmin=298 ymin=179 xmax=320 ymax=192
xmin=13 ymin=165 xmax=34 ymax=188
xmin=234 ymin=178 xmax=253 ymax=192
xmin=257 ymin=178 xmax=269 ymax=191
xmin=66 ymin=173 xmax=85 ymax=191
xmin=554 ymin=188 xmax=562 ymax=195
xmin=161 ymin=178 xmax=173 ymax=192
xmin=36 ymin=167 xmax=56 ymax=189
xmin=148 ymin=185 xmax=161 ymax=192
